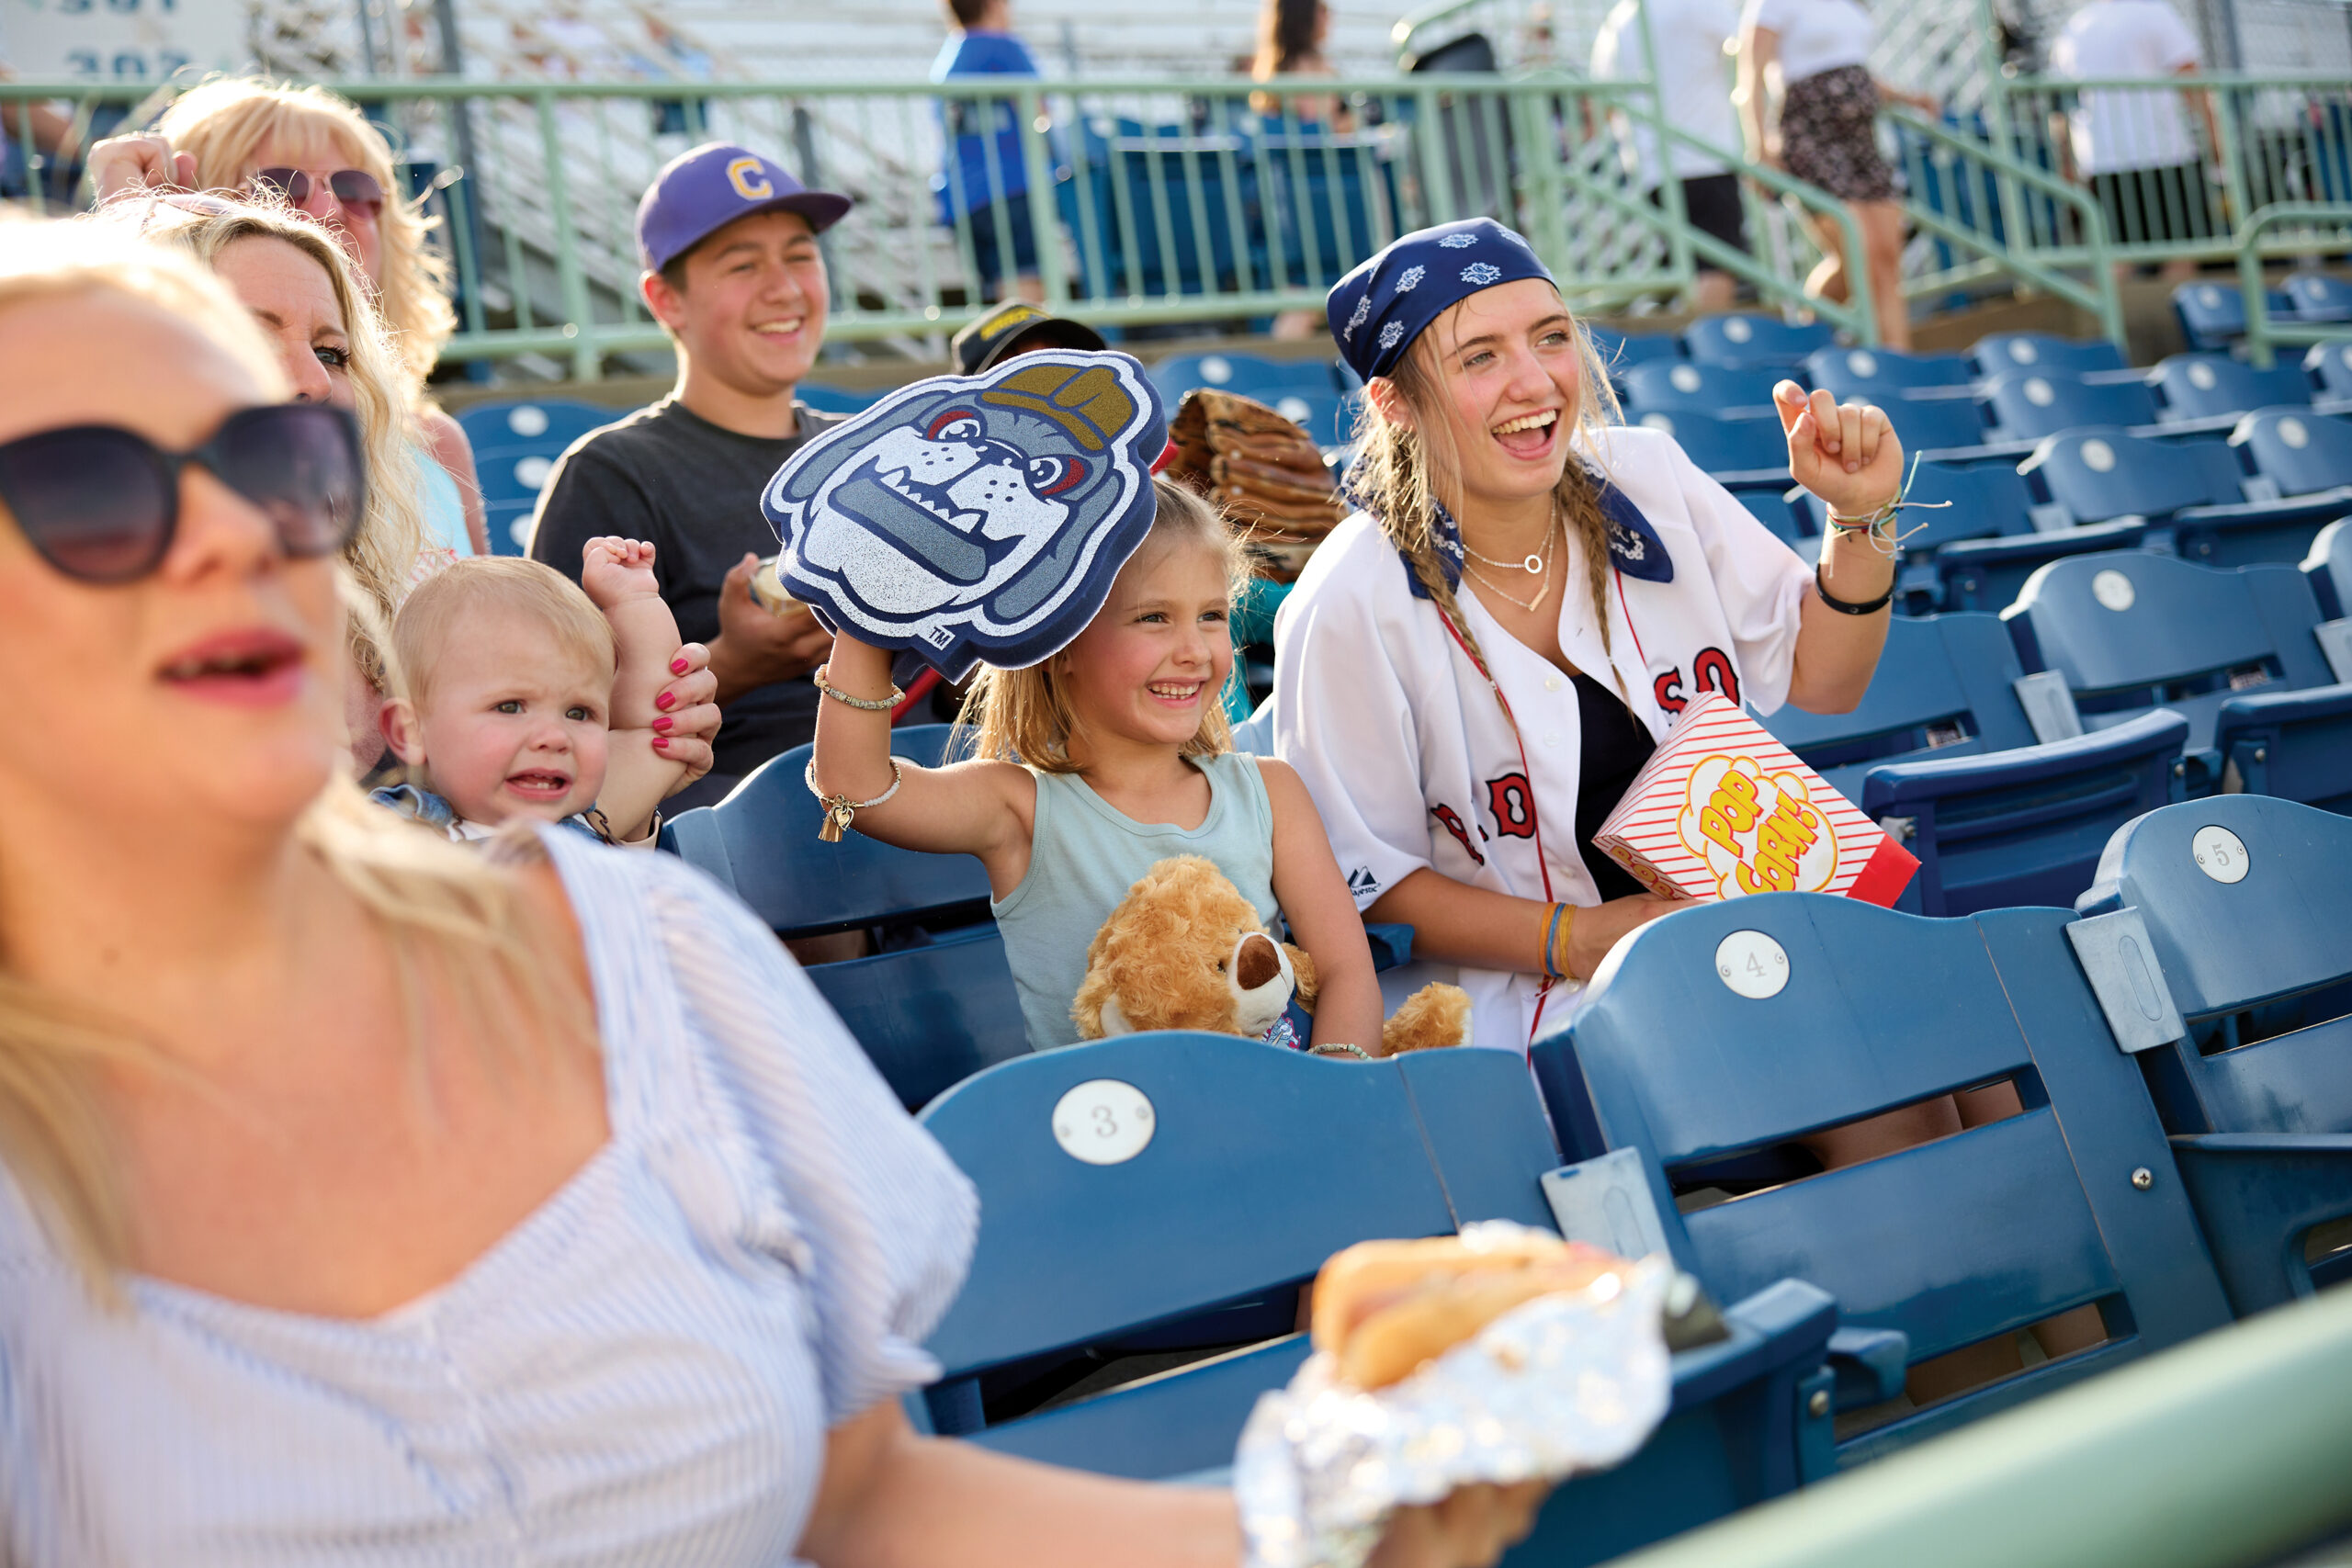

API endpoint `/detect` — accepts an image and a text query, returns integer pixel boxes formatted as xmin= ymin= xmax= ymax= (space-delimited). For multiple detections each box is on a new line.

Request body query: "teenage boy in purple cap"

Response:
xmin=531 ymin=141 xmax=849 ymax=807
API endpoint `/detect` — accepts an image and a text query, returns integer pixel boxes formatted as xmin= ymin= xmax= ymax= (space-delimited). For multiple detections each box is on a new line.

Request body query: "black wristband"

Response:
xmin=1815 ymin=563 xmax=1894 ymax=615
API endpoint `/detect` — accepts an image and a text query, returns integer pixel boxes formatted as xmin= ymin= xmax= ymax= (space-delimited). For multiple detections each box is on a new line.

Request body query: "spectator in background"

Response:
xmin=933 ymin=0 xmax=1047 ymax=304
xmin=2048 ymin=0 xmax=2217 ymax=281
xmin=530 ymin=142 xmax=842 ymax=809
xmin=85 ymin=78 xmax=490 ymax=559
xmin=1251 ymin=0 xmax=1348 ymax=128
xmin=1736 ymin=0 xmax=1936 ymax=348
xmin=1590 ymin=0 xmax=1748 ymax=314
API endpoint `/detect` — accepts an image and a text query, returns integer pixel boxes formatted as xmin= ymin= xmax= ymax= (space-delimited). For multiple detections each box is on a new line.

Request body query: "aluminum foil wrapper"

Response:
xmin=1235 ymin=1244 xmax=1675 ymax=1568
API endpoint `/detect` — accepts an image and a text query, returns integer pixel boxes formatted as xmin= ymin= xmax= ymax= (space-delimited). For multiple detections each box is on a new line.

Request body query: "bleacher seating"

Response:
xmin=796 ymin=382 xmax=885 ymax=416
xmin=2310 ymin=341 xmax=2352 ymax=409
xmin=1875 ymin=392 xmax=1992 ymax=458
xmin=2231 ymin=407 xmax=2352 ymax=502
xmin=2281 ymin=271 xmax=2352 ymax=325
xmin=1981 ymin=369 xmax=2160 ymax=445
xmin=1587 ymin=325 xmax=1684 ymax=373
xmin=2004 ymin=551 xmax=2352 ymax=805
xmin=1764 ymin=613 xmax=2187 ymax=914
xmin=1620 ymin=360 xmax=1783 ymax=419
xmin=1794 ymin=456 xmax=2145 ymax=615
xmin=659 ymin=727 xmax=1030 ymax=1108
xmin=1802 ymin=345 xmax=1975 ymax=400
xmin=455 ymin=397 xmax=618 ymax=555
xmin=1148 ymin=351 xmax=1339 ymax=405
xmin=1972 ymin=332 xmax=2130 ymax=378
xmin=2306 ymin=516 xmax=2352 ymax=618
xmin=1633 ymin=409 xmax=1789 ymax=486
xmin=2021 ymin=426 xmax=2337 ymax=569
xmin=1682 ymin=314 xmax=1833 ymax=371
xmin=1531 ymin=893 xmax=2235 ymax=1469
xmin=916 ymin=1032 xmax=1839 ymax=1562
xmin=1736 ymin=489 xmax=1808 ymax=549
xmin=2151 ymin=354 xmax=2313 ymax=426
xmin=2173 ymin=280 xmax=2289 ymax=354
xmin=2073 ymin=796 xmax=2352 ymax=1313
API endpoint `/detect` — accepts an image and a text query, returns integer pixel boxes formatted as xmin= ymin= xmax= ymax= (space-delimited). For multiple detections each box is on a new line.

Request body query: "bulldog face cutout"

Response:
xmin=763 ymin=351 xmax=1166 ymax=678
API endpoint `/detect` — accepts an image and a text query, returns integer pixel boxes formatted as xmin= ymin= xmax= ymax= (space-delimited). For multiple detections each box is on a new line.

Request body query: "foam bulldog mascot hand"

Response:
xmin=763 ymin=351 xmax=1168 ymax=680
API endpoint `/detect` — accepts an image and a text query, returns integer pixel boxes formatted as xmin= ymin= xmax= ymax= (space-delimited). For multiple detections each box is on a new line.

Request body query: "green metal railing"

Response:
xmin=2238 ymin=202 xmax=2352 ymax=367
xmin=1 ymin=73 xmax=1928 ymax=379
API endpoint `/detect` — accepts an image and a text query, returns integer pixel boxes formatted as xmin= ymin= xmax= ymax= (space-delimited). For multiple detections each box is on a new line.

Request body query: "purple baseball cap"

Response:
xmin=635 ymin=142 xmax=853 ymax=274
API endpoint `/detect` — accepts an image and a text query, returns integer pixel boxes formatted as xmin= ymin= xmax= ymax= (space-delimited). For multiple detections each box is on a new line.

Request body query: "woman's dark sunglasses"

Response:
xmin=252 ymin=166 xmax=385 ymax=214
xmin=0 ymin=404 xmax=365 ymax=584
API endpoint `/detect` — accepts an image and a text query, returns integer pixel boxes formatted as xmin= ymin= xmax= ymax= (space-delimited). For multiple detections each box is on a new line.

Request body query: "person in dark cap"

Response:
xmin=948 ymin=298 xmax=1107 ymax=375
xmin=530 ymin=141 xmax=851 ymax=807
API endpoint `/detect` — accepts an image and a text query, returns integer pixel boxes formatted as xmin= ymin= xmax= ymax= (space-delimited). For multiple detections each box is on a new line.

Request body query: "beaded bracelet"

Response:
xmin=805 ymin=757 xmax=903 ymax=841
xmin=812 ymin=663 xmax=904 ymax=713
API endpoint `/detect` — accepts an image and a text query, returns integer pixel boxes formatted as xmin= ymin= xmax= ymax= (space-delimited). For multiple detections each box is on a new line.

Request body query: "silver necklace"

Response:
xmin=1459 ymin=513 xmax=1557 ymax=575
xmin=1464 ymin=522 xmax=1558 ymax=614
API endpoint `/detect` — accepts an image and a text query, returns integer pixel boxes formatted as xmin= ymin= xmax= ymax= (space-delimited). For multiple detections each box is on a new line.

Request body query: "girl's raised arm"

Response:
xmin=810 ymin=633 xmax=1037 ymax=897
xmin=1259 ymin=757 xmax=1386 ymax=1054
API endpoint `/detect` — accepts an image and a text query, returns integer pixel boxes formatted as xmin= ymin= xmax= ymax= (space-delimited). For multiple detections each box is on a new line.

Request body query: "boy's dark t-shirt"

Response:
xmin=529 ymin=397 xmax=842 ymax=783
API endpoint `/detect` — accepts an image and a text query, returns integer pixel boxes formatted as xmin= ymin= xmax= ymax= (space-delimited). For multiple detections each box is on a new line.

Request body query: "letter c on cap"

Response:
xmin=727 ymin=157 xmax=775 ymax=201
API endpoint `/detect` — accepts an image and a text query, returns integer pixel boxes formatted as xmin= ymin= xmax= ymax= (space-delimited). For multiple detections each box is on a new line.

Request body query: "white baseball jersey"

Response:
xmin=1271 ymin=424 xmax=1813 ymax=1051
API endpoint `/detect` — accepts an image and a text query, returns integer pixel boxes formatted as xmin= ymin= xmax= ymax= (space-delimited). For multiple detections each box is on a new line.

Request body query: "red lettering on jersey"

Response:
xmin=1693 ymin=646 xmax=1740 ymax=705
xmin=1653 ymin=670 xmax=1686 ymax=714
xmin=1430 ymin=804 xmax=1486 ymax=865
xmin=1485 ymin=773 xmax=1537 ymax=840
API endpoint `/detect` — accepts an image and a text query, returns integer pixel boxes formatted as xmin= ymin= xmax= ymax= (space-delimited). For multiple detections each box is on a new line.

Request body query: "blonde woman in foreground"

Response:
xmin=0 ymin=217 xmax=1538 ymax=1565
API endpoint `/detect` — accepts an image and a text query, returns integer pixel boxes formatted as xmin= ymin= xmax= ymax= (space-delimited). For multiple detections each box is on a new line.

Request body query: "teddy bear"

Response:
xmin=1070 ymin=855 xmax=1474 ymax=1056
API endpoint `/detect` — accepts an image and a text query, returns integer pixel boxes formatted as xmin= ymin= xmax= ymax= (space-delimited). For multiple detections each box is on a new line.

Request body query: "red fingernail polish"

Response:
xmin=671 ymin=657 xmax=690 ymax=675
xmin=655 ymin=692 xmax=676 ymax=711
xmin=653 ymin=737 xmax=669 ymax=750
xmin=652 ymin=716 xmax=673 ymax=732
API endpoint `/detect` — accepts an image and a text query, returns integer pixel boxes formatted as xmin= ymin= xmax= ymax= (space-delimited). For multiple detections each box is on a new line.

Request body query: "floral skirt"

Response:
xmin=1781 ymin=63 xmax=1896 ymax=204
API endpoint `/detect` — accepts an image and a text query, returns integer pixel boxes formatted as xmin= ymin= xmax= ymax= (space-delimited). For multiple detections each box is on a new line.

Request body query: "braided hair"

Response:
xmin=1348 ymin=310 xmax=1626 ymax=709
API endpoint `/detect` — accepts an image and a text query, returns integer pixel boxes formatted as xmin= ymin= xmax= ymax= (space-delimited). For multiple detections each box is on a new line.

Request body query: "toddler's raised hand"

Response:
xmin=581 ymin=536 xmax=662 ymax=610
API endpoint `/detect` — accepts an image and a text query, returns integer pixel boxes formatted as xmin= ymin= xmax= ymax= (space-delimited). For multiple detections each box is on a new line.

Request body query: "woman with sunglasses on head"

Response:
xmin=86 ymin=77 xmax=490 ymax=558
xmin=0 ymin=212 xmax=1544 ymax=1568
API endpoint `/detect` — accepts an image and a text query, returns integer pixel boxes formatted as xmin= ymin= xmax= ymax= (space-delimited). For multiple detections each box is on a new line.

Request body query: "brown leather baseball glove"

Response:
xmin=1167 ymin=387 xmax=1347 ymax=580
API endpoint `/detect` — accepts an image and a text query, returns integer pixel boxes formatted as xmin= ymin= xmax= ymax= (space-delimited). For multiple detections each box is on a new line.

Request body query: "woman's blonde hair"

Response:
xmin=127 ymin=196 xmax=434 ymax=636
xmin=0 ymin=217 xmax=587 ymax=1295
xmin=1348 ymin=294 xmax=1625 ymax=705
xmin=160 ymin=77 xmax=458 ymax=389
xmin=958 ymin=478 xmax=1252 ymax=772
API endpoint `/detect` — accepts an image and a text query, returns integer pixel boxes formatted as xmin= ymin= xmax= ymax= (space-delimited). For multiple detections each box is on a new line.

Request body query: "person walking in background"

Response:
xmin=1251 ymin=0 xmax=1348 ymax=129
xmin=529 ymin=142 xmax=842 ymax=809
xmin=2048 ymin=0 xmax=2218 ymax=281
xmin=1735 ymin=0 xmax=1936 ymax=347
xmin=86 ymin=79 xmax=492 ymax=559
xmin=933 ymin=0 xmax=1048 ymax=305
xmin=1590 ymin=0 xmax=1749 ymax=315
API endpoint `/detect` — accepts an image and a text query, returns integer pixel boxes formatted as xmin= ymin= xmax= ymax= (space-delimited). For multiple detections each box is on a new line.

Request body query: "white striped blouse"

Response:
xmin=0 ymin=826 xmax=978 ymax=1563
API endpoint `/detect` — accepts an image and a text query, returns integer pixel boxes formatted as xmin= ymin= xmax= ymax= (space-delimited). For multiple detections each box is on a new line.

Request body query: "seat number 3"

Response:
xmin=1051 ymin=1080 xmax=1157 ymax=1165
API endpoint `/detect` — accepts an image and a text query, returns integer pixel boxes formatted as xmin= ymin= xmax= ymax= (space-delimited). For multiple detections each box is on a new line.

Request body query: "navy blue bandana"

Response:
xmin=1327 ymin=218 xmax=1554 ymax=383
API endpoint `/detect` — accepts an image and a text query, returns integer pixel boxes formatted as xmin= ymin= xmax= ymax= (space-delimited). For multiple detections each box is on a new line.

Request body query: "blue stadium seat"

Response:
xmin=1684 ymin=314 xmax=1834 ymax=370
xmin=1634 ymin=409 xmax=1789 ymax=485
xmin=2022 ymin=427 xmax=2335 ymax=569
xmin=1799 ymin=457 xmax=2143 ymax=614
xmin=1972 ymin=332 xmax=2130 ymax=378
xmin=1981 ymin=369 xmax=2159 ymax=444
xmin=2281 ymin=271 xmax=2352 ymax=324
xmin=2171 ymin=282 xmax=2290 ymax=354
xmin=796 ymin=382 xmax=885 ymax=415
xmin=659 ymin=726 xmax=1024 ymax=1108
xmin=1532 ymin=894 xmax=2234 ymax=1469
xmin=2304 ymin=515 xmax=2352 ymax=618
xmin=2231 ymin=407 xmax=2352 ymax=502
xmin=1763 ymin=614 xmax=2188 ymax=913
xmin=1876 ymin=393 xmax=1992 ymax=457
xmin=1261 ymin=385 xmax=1350 ymax=447
xmin=1620 ymin=359 xmax=1783 ymax=418
xmin=2308 ymin=340 xmax=2352 ymax=407
xmin=1587 ymin=325 xmax=1685 ymax=373
xmin=1801 ymin=345 xmax=1975 ymax=400
xmin=1736 ymin=489 xmax=1808 ymax=549
xmin=1149 ymin=351 xmax=1335 ymax=403
xmin=919 ymin=1032 xmax=1839 ymax=1562
xmin=456 ymin=397 xmax=619 ymax=556
xmin=2004 ymin=551 xmax=2352 ymax=805
xmin=2073 ymin=796 xmax=2352 ymax=1313
xmin=2152 ymin=355 xmax=2313 ymax=425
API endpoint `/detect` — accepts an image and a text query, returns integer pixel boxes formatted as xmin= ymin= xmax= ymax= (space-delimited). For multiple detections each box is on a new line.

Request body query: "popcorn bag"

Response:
xmin=1592 ymin=694 xmax=1917 ymax=907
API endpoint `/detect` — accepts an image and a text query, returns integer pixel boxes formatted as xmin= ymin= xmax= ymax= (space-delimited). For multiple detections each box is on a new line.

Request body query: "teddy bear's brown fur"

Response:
xmin=1071 ymin=854 xmax=1472 ymax=1055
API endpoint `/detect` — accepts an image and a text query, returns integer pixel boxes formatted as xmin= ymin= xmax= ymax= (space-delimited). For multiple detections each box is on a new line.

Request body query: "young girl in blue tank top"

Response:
xmin=812 ymin=478 xmax=1384 ymax=1053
